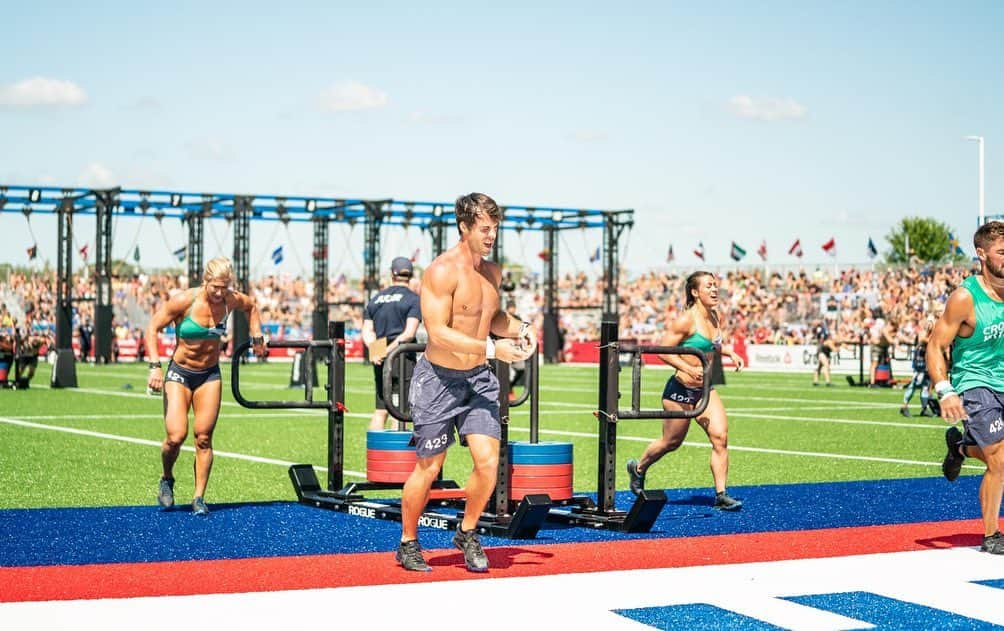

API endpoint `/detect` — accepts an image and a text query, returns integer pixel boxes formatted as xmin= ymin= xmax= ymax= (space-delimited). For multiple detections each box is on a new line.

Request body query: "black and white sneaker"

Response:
xmin=452 ymin=525 xmax=489 ymax=573
xmin=626 ymin=459 xmax=645 ymax=496
xmin=157 ymin=477 xmax=175 ymax=509
xmin=981 ymin=531 xmax=1004 ymax=555
xmin=942 ymin=426 xmax=965 ymax=482
xmin=396 ymin=539 xmax=431 ymax=572
xmin=714 ymin=491 xmax=743 ymax=511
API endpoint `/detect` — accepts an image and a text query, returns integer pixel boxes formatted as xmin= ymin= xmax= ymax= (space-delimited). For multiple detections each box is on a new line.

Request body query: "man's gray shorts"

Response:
xmin=407 ymin=356 xmax=500 ymax=458
xmin=961 ymin=387 xmax=1004 ymax=449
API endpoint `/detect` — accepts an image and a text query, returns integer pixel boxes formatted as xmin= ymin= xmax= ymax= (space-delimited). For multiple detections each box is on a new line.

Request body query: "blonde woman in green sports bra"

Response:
xmin=626 ymin=271 xmax=746 ymax=511
xmin=145 ymin=257 xmax=266 ymax=516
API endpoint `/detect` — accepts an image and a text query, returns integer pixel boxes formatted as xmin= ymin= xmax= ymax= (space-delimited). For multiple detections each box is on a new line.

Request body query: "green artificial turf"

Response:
xmin=0 ymin=361 xmax=963 ymax=509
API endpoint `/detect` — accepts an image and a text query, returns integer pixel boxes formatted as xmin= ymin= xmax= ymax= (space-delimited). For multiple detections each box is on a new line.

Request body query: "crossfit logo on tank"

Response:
xmin=983 ymin=321 xmax=1004 ymax=342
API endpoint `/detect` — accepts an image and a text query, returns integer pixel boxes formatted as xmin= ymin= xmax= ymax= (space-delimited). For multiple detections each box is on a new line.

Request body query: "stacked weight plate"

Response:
xmin=508 ymin=441 xmax=573 ymax=501
xmin=366 ymin=430 xmax=417 ymax=483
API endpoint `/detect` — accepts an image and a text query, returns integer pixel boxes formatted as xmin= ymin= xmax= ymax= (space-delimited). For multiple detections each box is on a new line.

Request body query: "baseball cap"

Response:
xmin=391 ymin=257 xmax=414 ymax=277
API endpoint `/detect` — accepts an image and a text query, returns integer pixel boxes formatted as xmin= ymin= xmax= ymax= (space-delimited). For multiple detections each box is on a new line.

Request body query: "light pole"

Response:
xmin=966 ymin=135 xmax=985 ymax=226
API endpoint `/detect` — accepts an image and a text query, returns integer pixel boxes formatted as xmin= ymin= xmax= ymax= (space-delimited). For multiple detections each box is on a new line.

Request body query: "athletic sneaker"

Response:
xmin=714 ymin=491 xmax=743 ymax=511
xmin=920 ymin=407 xmax=935 ymax=418
xmin=626 ymin=459 xmax=645 ymax=495
xmin=942 ymin=426 xmax=965 ymax=482
xmin=191 ymin=496 xmax=210 ymax=516
xmin=452 ymin=525 xmax=489 ymax=573
xmin=396 ymin=539 xmax=431 ymax=572
xmin=899 ymin=406 xmax=911 ymax=418
xmin=157 ymin=477 xmax=175 ymax=509
xmin=981 ymin=532 xmax=1004 ymax=555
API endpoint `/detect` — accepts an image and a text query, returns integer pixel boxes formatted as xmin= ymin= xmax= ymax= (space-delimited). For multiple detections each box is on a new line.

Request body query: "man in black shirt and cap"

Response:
xmin=362 ymin=257 xmax=422 ymax=430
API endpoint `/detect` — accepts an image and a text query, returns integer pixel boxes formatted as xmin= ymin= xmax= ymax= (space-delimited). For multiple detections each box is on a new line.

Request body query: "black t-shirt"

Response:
xmin=365 ymin=285 xmax=421 ymax=339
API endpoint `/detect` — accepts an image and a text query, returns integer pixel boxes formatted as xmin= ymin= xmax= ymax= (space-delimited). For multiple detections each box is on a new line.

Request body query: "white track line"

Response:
xmin=0 ymin=416 xmax=365 ymax=478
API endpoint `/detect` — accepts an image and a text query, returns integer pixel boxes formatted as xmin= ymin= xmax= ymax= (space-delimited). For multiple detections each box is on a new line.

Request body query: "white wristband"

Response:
xmin=934 ymin=380 xmax=956 ymax=399
xmin=485 ymin=336 xmax=496 ymax=360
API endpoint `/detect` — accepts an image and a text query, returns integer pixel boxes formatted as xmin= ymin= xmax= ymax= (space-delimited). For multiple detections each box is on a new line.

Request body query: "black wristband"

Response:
xmin=148 ymin=361 xmax=162 ymax=369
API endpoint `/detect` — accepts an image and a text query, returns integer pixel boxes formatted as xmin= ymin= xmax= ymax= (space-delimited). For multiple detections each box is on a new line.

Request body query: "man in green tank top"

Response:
xmin=927 ymin=220 xmax=1004 ymax=555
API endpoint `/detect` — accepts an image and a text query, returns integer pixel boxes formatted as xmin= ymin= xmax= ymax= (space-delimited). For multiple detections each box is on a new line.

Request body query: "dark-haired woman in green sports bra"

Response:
xmin=626 ymin=271 xmax=746 ymax=511
xmin=145 ymin=257 xmax=267 ymax=516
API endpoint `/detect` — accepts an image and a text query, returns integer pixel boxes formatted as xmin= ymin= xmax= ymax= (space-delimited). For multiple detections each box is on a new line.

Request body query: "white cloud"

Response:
xmin=728 ymin=95 xmax=807 ymax=121
xmin=0 ymin=77 xmax=88 ymax=107
xmin=78 ymin=162 xmax=115 ymax=188
xmin=185 ymin=137 xmax=236 ymax=162
xmin=317 ymin=81 xmax=388 ymax=112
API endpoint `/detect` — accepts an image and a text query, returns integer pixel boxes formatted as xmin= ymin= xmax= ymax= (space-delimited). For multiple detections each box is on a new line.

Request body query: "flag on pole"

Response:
xmin=666 ymin=244 xmax=675 ymax=263
xmin=271 ymin=245 xmax=284 ymax=265
xmin=537 ymin=249 xmax=551 ymax=262
xmin=173 ymin=246 xmax=187 ymax=261
xmin=410 ymin=247 xmax=421 ymax=263
xmin=79 ymin=244 xmax=89 ymax=260
xmin=866 ymin=237 xmax=878 ymax=259
xmin=27 ymin=244 xmax=37 ymax=260
xmin=730 ymin=241 xmax=747 ymax=262
xmin=948 ymin=232 xmax=964 ymax=255
xmin=757 ymin=240 xmax=767 ymax=261
xmin=693 ymin=242 xmax=705 ymax=261
xmin=788 ymin=238 xmax=803 ymax=258
xmin=133 ymin=246 xmax=141 ymax=263
xmin=822 ymin=237 xmax=836 ymax=257
xmin=589 ymin=246 xmax=601 ymax=263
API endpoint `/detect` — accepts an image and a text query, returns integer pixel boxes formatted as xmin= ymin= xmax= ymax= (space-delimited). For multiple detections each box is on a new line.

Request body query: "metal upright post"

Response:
xmin=312 ymin=215 xmax=329 ymax=341
xmin=93 ymin=190 xmax=116 ymax=363
xmin=187 ymin=204 xmax=206 ymax=285
xmin=231 ymin=196 xmax=251 ymax=353
xmin=327 ymin=321 xmax=346 ymax=491
xmin=542 ymin=225 xmax=560 ymax=363
xmin=363 ymin=201 xmax=384 ymax=303
xmin=55 ymin=197 xmax=74 ymax=350
xmin=597 ymin=320 xmax=619 ymax=512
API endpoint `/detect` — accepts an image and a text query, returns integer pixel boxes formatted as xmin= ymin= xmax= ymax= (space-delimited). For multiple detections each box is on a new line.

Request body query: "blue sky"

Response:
xmin=2 ymin=1 xmax=1001 ymax=277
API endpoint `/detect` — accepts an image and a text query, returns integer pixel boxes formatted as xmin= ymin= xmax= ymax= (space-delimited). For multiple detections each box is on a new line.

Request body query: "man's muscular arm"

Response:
xmin=927 ymin=289 xmax=972 ymax=424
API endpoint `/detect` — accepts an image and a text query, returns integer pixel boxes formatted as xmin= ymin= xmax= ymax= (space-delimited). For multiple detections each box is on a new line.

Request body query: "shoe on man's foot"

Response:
xmin=981 ymin=531 xmax=1004 ymax=555
xmin=396 ymin=539 xmax=431 ymax=572
xmin=942 ymin=426 xmax=965 ymax=482
xmin=157 ymin=477 xmax=175 ymax=509
xmin=626 ymin=459 xmax=645 ymax=496
xmin=191 ymin=496 xmax=210 ymax=516
xmin=919 ymin=407 xmax=935 ymax=417
xmin=714 ymin=491 xmax=743 ymax=511
xmin=899 ymin=406 xmax=911 ymax=418
xmin=452 ymin=525 xmax=489 ymax=573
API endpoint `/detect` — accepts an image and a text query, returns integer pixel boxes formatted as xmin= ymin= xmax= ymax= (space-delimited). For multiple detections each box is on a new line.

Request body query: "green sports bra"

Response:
xmin=177 ymin=290 xmax=229 ymax=341
xmin=680 ymin=330 xmax=722 ymax=353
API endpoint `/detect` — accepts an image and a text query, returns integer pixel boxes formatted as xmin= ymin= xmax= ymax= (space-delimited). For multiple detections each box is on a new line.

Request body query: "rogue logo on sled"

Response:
xmin=347 ymin=505 xmax=376 ymax=518
xmin=417 ymin=515 xmax=450 ymax=529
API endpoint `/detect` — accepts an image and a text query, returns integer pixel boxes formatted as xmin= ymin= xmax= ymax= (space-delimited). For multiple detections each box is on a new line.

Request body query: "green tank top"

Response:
xmin=951 ymin=275 xmax=1004 ymax=393
xmin=681 ymin=330 xmax=720 ymax=354
xmin=177 ymin=290 xmax=229 ymax=341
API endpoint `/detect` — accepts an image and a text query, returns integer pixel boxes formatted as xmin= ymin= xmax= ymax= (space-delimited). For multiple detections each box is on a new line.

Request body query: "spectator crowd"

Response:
xmin=0 ymin=261 xmax=976 ymax=363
